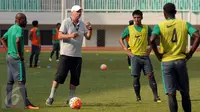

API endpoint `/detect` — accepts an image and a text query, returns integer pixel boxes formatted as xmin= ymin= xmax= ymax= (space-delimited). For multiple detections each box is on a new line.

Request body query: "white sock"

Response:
xmin=68 ymin=89 xmax=75 ymax=100
xmin=49 ymin=87 xmax=56 ymax=98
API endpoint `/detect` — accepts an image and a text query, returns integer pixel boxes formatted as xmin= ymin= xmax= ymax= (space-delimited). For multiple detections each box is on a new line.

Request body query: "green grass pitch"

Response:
xmin=0 ymin=52 xmax=200 ymax=112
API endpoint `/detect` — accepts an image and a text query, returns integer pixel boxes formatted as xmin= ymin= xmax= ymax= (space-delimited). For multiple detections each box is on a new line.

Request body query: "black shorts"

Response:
xmin=31 ymin=45 xmax=40 ymax=54
xmin=54 ymin=55 xmax=82 ymax=86
xmin=130 ymin=55 xmax=153 ymax=76
xmin=53 ymin=43 xmax=60 ymax=51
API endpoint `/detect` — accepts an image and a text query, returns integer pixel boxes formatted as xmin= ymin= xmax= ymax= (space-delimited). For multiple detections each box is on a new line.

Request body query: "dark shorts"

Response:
xmin=6 ymin=55 xmax=26 ymax=83
xmin=161 ymin=59 xmax=189 ymax=94
xmin=130 ymin=55 xmax=153 ymax=76
xmin=31 ymin=45 xmax=40 ymax=54
xmin=54 ymin=55 xmax=82 ymax=86
xmin=52 ymin=43 xmax=60 ymax=51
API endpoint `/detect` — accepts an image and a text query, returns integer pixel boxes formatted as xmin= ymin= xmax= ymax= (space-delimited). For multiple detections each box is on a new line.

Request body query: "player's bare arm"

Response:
xmin=58 ymin=32 xmax=78 ymax=39
xmin=16 ymin=37 xmax=23 ymax=61
xmin=0 ymin=37 xmax=8 ymax=51
xmin=186 ymin=31 xmax=200 ymax=61
xmin=119 ymin=37 xmax=132 ymax=56
xmin=146 ymin=36 xmax=152 ymax=55
xmin=38 ymin=36 xmax=41 ymax=47
xmin=52 ymin=34 xmax=56 ymax=43
xmin=28 ymin=31 xmax=33 ymax=40
xmin=150 ymin=34 xmax=162 ymax=61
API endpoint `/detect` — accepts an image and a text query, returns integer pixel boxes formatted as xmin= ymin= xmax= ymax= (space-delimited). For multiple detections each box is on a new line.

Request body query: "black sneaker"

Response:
xmin=136 ymin=97 xmax=142 ymax=102
xmin=154 ymin=97 xmax=161 ymax=103
xmin=45 ymin=98 xmax=54 ymax=105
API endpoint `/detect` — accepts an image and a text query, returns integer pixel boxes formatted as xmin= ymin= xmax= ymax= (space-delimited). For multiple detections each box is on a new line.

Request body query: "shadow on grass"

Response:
xmin=191 ymin=99 xmax=200 ymax=102
xmin=44 ymin=105 xmax=69 ymax=108
xmin=82 ymin=102 xmax=132 ymax=107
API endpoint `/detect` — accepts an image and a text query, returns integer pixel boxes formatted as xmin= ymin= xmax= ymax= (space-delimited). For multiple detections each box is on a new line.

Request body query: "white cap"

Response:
xmin=71 ymin=5 xmax=82 ymax=12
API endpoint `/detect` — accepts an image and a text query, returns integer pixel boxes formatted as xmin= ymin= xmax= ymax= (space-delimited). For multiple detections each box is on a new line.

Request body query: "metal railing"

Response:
xmin=0 ymin=0 xmax=199 ymax=12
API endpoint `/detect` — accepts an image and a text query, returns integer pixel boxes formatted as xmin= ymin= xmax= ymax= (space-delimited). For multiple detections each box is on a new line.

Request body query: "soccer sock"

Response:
xmin=68 ymin=89 xmax=75 ymax=100
xmin=180 ymin=92 xmax=191 ymax=112
xmin=168 ymin=94 xmax=178 ymax=112
xmin=133 ymin=76 xmax=141 ymax=98
xmin=34 ymin=53 xmax=39 ymax=67
xmin=50 ymin=51 xmax=54 ymax=58
xmin=127 ymin=56 xmax=131 ymax=66
xmin=149 ymin=76 xmax=159 ymax=98
xmin=18 ymin=84 xmax=28 ymax=106
xmin=56 ymin=50 xmax=59 ymax=60
xmin=6 ymin=83 xmax=13 ymax=106
xmin=49 ymin=87 xmax=56 ymax=98
xmin=29 ymin=52 xmax=35 ymax=67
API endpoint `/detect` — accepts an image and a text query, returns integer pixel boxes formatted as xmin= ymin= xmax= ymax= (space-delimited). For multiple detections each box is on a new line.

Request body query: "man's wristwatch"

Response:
xmin=88 ymin=28 xmax=92 ymax=30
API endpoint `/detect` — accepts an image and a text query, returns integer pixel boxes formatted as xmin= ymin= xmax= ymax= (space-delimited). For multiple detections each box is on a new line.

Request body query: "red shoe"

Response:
xmin=25 ymin=105 xmax=39 ymax=110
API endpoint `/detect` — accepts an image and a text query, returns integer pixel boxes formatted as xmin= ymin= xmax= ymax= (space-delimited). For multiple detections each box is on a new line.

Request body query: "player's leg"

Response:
xmin=126 ymin=44 xmax=131 ymax=69
xmin=46 ymin=55 xmax=70 ymax=105
xmin=5 ymin=55 xmax=15 ymax=108
xmin=56 ymin=43 xmax=60 ymax=61
xmin=162 ymin=61 xmax=178 ymax=112
xmin=29 ymin=45 xmax=35 ymax=67
xmin=127 ymin=55 xmax=131 ymax=69
xmin=11 ymin=57 xmax=39 ymax=109
xmin=130 ymin=56 xmax=142 ymax=102
xmin=175 ymin=60 xmax=191 ymax=112
xmin=49 ymin=44 xmax=55 ymax=61
xmin=143 ymin=56 xmax=160 ymax=102
xmin=34 ymin=46 xmax=40 ymax=68
xmin=66 ymin=57 xmax=82 ymax=104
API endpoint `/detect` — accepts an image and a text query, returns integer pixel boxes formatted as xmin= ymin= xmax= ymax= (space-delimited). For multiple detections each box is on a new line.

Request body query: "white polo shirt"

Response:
xmin=59 ymin=17 xmax=88 ymax=57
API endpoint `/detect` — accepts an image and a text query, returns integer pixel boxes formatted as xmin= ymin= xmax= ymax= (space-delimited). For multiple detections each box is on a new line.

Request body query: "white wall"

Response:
xmin=1 ymin=11 xmax=200 ymax=47
xmin=85 ymin=25 xmax=126 ymax=47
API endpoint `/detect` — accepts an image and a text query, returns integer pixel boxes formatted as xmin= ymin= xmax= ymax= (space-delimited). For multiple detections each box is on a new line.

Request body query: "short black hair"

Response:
xmin=163 ymin=3 xmax=177 ymax=15
xmin=132 ymin=10 xmax=143 ymax=17
xmin=129 ymin=20 xmax=134 ymax=25
xmin=32 ymin=20 xmax=38 ymax=27
xmin=56 ymin=23 xmax=61 ymax=26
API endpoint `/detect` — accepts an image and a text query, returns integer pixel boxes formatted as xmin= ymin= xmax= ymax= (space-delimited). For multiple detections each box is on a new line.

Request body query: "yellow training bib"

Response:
xmin=128 ymin=25 xmax=148 ymax=56
xmin=158 ymin=19 xmax=188 ymax=62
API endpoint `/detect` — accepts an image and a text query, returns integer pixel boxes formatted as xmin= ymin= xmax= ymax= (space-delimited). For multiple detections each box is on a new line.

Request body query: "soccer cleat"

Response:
xmin=136 ymin=97 xmax=142 ymax=102
xmin=5 ymin=105 xmax=16 ymax=108
xmin=34 ymin=66 xmax=41 ymax=68
xmin=66 ymin=100 xmax=69 ymax=104
xmin=46 ymin=98 xmax=54 ymax=105
xmin=25 ymin=105 xmax=39 ymax=110
xmin=49 ymin=58 xmax=52 ymax=61
xmin=154 ymin=97 xmax=161 ymax=103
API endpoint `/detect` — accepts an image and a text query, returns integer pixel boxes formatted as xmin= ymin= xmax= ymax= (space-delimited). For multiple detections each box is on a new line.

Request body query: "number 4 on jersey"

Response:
xmin=171 ymin=28 xmax=177 ymax=43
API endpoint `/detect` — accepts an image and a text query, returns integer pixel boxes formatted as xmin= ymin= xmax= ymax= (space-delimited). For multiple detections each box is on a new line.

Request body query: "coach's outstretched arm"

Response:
xmin=84 ymin=22 xmax=92 ymax=40
xmin=186 ymin=31 xmax=200 ymax=61
xmin=84 ymin=30 xmax=92 ymax=40
xmin=150 ymin=34 xmax=162 ymax=61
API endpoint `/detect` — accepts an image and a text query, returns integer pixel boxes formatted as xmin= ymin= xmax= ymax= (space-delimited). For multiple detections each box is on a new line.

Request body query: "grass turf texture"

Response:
xmin=0 ymin=52 xmax=200 ymax=112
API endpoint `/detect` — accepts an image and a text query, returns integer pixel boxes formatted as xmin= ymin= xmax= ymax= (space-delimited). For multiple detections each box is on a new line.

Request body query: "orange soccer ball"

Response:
xmin=69 ymin=97 xmax=82 ymax=109
xmin=100 ymin=64 xmax=107 ymax=70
